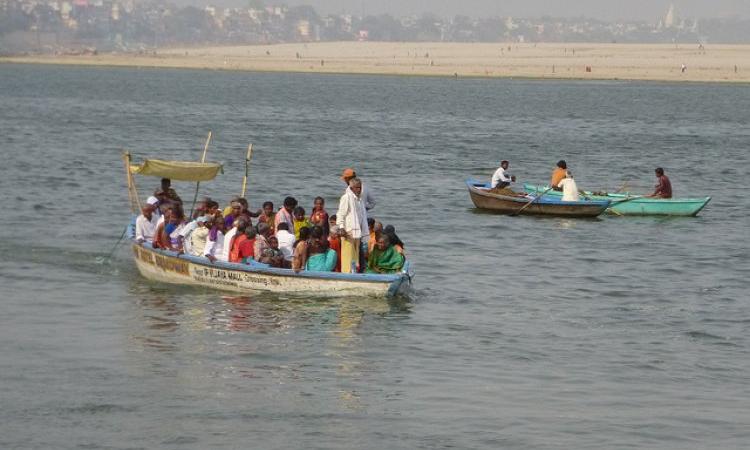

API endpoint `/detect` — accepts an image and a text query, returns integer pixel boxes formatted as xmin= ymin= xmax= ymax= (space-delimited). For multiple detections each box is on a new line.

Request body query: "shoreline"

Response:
xmin=2 ymin=41 xmax=749 ymax=83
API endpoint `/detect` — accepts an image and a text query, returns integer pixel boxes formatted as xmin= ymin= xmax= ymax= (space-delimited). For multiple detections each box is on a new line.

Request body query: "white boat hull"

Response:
xmin=132 ymin=243 xmax=411 ymax=298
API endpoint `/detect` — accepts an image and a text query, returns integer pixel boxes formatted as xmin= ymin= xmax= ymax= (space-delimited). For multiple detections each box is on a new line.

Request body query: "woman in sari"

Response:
xmin=305 ymin=226 xmax=337 ymax=272
xmin=366 ymin=234 xmax=405 ymax=274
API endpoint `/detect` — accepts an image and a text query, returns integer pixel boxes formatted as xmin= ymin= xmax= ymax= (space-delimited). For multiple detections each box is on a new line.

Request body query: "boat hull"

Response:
xmin=523 ymin=183 xmax=711 ymax=216
xmin=467 ymin=180 xmax=609 ymax=217
xmin=131 ymin=243 xmax=411 ymax=298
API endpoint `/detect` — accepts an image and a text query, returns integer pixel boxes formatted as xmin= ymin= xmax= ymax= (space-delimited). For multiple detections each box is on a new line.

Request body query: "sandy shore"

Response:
xmin=3 ymin=41 xmax=750 ymax=83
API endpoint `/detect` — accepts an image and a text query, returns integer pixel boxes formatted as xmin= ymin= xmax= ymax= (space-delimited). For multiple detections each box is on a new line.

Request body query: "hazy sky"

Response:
xmin=256 ymin=0 xmax=750 ymax=20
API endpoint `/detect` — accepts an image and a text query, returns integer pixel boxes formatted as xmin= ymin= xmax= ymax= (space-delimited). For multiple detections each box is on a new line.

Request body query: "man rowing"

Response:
xmin=550 ymin=160 xmax=567 ymax=191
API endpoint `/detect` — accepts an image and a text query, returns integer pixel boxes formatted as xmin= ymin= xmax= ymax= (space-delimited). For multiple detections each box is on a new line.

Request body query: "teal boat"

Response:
xmin=523 ymin=183 xmax=711 ymax=217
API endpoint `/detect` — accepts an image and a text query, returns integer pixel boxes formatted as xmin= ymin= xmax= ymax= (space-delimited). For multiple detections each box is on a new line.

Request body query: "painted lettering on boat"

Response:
xmin=134 ymin=246 xmax=189 ymax=276
xmin=192 ymin=267 xmax=281 ymax=287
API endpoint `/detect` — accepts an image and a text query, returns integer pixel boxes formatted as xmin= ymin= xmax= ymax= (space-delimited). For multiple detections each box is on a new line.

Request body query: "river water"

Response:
xmin=1 ymin=64 xmax=748 ymax=449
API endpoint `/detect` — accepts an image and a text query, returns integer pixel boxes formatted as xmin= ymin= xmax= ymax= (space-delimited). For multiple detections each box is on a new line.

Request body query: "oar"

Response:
xmin=189 ymin=131 xmax=212 ymax=218
xmin=240 ymin=143 xmax=253 ymax=198
xmin=512 ymin=187 xmax=552 ymax=216
xmin=606 ymin=194 xmax=643 ymax=216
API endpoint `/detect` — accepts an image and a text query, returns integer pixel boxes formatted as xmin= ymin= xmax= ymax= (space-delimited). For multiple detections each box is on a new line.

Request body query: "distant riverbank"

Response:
xmin=3 ymin=41 xmax=749 ymax=83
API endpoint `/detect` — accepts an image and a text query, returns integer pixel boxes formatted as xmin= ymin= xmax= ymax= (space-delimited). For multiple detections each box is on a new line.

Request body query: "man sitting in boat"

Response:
xmin=557 ymin=171 xmax=580 ymax=202
xmin=490 ymin=160 xmax=516 ymax=191
xmin=203 ymin=216 xmax=225 ymax=262
xmin=550 ymin=160 xmax=567 ymax=191
xmin=366 ymin=234 xmax=405 ymax=274
xmin=646 ymin=167 xmax=673 ymax=198
xmin=135 ymin=203 xmax=159 ymax=243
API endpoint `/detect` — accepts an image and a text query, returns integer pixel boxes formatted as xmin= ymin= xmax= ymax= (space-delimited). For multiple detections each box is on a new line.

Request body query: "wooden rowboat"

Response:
xmin=523 ymin=183 xmax=711 ymax=217
xmin=466 ymin=179 xmax=610 ymax=218
xmin=123 ymin=152 xmax=413 ymax=298
xmin=128 ymin=235 xmax=412 ymax=298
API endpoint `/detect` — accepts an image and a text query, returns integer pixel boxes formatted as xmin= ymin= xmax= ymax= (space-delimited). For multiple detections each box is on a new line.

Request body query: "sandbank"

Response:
xmin=2 ymin=41 xmax=749 ymax=83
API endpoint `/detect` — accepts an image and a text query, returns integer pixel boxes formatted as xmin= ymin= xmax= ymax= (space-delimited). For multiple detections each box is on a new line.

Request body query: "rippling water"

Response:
xmin=1 ymin=64 xmax=748 ymax=449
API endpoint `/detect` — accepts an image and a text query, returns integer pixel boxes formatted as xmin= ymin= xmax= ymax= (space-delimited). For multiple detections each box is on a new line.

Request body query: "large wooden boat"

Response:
xmin=123 ymin=152 xmax=412 ymax=298
xmin=523 ymin=183 xmax=711 ymax=217
xmin=466 ymin=179 xmax=610 ymax=218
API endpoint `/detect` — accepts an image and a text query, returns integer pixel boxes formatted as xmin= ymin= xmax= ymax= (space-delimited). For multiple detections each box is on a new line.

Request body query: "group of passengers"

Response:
xmin=134 ymin=169 xmax=406 ymax=274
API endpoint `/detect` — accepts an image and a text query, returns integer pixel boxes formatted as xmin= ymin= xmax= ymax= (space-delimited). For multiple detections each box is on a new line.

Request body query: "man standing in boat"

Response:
xmin=336 ymin=178 xmax=370 ymax=273
xmin=646 ymin=167 xmax=673 ymax=198
xmin=341 ymin=168 xmax=375 ymax=212
xmin=490 ymin=160 xmax=516 ymax=192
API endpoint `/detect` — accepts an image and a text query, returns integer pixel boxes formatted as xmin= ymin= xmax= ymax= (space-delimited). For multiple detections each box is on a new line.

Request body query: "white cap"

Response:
xmin=146 ymin=196 xmax=159 ymax=206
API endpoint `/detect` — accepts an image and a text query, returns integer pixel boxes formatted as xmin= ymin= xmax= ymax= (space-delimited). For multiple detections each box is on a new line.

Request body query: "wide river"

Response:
xmin=1 ymin=64 xmax=748 ymax=449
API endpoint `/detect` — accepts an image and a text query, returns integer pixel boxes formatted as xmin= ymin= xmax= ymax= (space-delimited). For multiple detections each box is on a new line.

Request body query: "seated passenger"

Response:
xmin=368 ymin=219 xmax=383 ymax=254
xmin=203 ymin=217 xmax=225 ymax=262
xmin=383 ymin=224 xmax=405 ymax=254
xmin=237 ymin=226 xmax=257 ymax=263
xmin=327 ymin=215 xmax=342 ymax=272
xmin=257 ymin=201 xmax=276 ymax=233
xmin=309 ymin=197 xmax=330 ymax=235
xmin=366 ymin=234 xmax=405 ymax=274
xmin=291 ymin=226 xmax=311 ymax=272
xmin=135 ymin=203 xmax=159 ymax=243
xmin=229 ymin=219 xmax=250 ymax=263
xmin=557 ymin=170 xmax=579 ymax=202
xmin=292 ymin=206 xmax=312 ymax=240
xmin=188 ymin=216 xmax=210 ymax=256
xmin=257 ymin=236 xmax=285 ymax=268
xmin=223 ymin=200 xmax=243 ymax=229
xmin=254 ymin=222 xmax=271 ymax=258
xmin=306 ymin=226 xmax=337 ymax=272
xmin=275 ymin=222 xmax=295 ymax=265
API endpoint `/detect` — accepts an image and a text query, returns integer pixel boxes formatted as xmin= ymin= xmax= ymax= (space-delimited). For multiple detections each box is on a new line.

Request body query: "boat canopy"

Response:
xmin=129 ymin=159 xmax=223 ymax=182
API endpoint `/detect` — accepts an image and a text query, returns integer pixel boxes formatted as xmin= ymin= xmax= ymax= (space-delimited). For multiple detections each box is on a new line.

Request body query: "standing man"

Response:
xmin=336 ymin=178 xmax=370 ymax=274
xmin=490 ymin=160 xmax=516 ymax=190
xmin=550 ymin=160 xmax=567 ymax=191
xmin=341 ymin=168 xmax=375 ymax=212
xmin=647 ymin=167 xmax=672 ymax=198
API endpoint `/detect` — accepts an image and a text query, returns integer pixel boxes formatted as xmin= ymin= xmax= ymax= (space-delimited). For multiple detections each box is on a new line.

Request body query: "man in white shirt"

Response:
xmin=275 ymin=222 xmax=295 ymax=264
xmin=336 ymin=177 xmax=370 ymax=273
xmin=341 ymin=168 xmax=375 ymax=212
xmin=557 ymin=171 xmax=580 ymax=202
xmin=491 ymin=160 xmax=516 ymax=189
xmin=135 ymin=204 xmax=159 ymax=243
xmin=203 ymin=218 xmax=225 ymax=262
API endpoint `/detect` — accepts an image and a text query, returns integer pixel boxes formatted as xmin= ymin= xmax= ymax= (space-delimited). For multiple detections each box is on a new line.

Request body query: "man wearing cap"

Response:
xmin=341 ymin=168 xmax=375 ymax=212
xmin=135 ymin=203 xmax=159 ymax=243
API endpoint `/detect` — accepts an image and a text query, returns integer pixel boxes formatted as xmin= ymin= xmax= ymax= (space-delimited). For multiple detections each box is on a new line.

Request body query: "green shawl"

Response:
xmin=366 ymin=245 xmax=405 ymax=274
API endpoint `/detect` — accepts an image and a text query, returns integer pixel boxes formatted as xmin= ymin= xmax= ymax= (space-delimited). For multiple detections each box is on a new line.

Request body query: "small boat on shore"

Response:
xmin=523 ymin=183 xmax=711 ymax=217
xmin=123 ymin=152 xmax=412 ymax=298
xmin=466 ymin=179 xmax=610 ymax=218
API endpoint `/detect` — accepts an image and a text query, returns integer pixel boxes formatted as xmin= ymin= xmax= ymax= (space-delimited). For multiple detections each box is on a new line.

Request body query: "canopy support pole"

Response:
xmin=240 ymin=143 xmax=253 ymax=198
xmin=189 ymin=131 xmax=212 ymax=218
xmin=122 ymin=151 xmax=142 ymax=214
